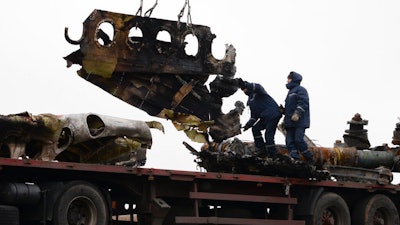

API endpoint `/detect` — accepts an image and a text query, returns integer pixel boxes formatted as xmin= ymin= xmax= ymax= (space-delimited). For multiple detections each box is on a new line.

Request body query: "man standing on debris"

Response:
xmin=284 ymin=71 xmax=315 ymax=164
xmin=238 ymin=79 xmax=282 ymax=157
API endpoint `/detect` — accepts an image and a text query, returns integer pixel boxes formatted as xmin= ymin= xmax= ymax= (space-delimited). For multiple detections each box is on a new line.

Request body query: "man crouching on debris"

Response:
xmin=284 ymin=71 xmax=315 ymax=164
xmin=238 ymin=79 xmax=282 ymax=157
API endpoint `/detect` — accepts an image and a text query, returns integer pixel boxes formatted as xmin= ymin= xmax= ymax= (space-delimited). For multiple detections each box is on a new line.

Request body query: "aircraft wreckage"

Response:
xmin=64 ymin=9 xmax=240 ymax=143
xmin=186 ymin=114 xmax=400 ymax=183
xmin=0 ymin=9 xmax=249 ymax=169
xmin=0 ymin=112 xmax=163 ymax=167
xmin=1 ymin=109 xmax=399 ymax=183
xmin=61 ymin=10 xmax=400 ymax=182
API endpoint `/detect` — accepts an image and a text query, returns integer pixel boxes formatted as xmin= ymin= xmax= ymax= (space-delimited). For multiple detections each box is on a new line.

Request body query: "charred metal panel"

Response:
xmin=0 ymin=112 xmax=66 ymax=159
xmin=65 ymin=9 xmax=236 ymax=78
xmin=0 ymin=112 xmax=157 ymax=167
xmin=64 ymin=10 xmax=240 ymax=143
xmin=209 ymin=101 xmax=244 ymax=142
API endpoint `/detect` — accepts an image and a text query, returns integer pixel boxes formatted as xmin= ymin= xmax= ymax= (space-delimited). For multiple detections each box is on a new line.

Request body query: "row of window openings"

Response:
xmin=97 ymin=22 xmax=225 ymax=59
xmin=97 ymin=22 xmax=198 ymax=56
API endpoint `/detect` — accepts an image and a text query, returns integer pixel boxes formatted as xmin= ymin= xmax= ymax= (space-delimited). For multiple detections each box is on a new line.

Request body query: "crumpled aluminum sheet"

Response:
xmin=0 ymin=112 xmax=158 ymax=167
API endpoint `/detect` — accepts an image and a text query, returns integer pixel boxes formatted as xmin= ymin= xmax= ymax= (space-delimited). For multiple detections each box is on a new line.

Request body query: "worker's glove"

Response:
xmin=235 ymin=78 xmax=246 ymax=89
xmin=242 ymin=124 xmax=251 ymax=131
xmin=278 ymin=122 xmax=286 ymax=132
xmin=279 ymin=104 xmax=285 ymax=114
xmin=291 ymin=112 xmax=300 ymax=122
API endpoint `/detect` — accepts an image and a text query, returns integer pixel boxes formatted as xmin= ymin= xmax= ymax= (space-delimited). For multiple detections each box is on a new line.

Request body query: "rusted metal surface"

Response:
xmin=189 ymin=127 xmax=400 ymax=183
xmin=343 ymin=113 xmax=370 ymax=149
xmin=0 ymin=112 xmax=159 ymax=167
xmin=326 ymin=165 xmax=393 ymax=184
xmin=392 ymin=120 xmax=400 ymax=145
xmin=0 ymin=157 xmax=398 ymax=191
xmin=188 ymin=139 xmax=328 ymax=179
xmin=64 ymin=9 xmax=240 ymax=143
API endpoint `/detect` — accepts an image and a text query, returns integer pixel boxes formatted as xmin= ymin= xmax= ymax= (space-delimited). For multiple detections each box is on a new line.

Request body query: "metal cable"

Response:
xmin=136 ymin=0 xmax=143 ymax=16
xmin=145 ymin=0 xmax=158 ymax=17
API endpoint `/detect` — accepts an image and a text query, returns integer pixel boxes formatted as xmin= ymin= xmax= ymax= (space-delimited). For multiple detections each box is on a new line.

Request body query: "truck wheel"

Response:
xmin=53 ymin=181 xmax=109 ymax=225
xmin=310 ymin=192 xmax=350 ymax=225
xmin=0 ymin=205 xmax=19 ymax=225
xmin=352 ymin=194 xmax=399 ymax=225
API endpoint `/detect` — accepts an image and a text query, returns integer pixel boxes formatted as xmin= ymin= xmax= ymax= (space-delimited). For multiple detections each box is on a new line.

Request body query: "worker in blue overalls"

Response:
xmin=284 ymin=71 xmax=315 ymax=164
xmin=239 ymin=80 xmax=282 ymax=157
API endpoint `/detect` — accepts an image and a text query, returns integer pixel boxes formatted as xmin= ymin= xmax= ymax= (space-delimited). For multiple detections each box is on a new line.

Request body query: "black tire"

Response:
xmin=310 ymin=192 xmax=350 ymax=225
xmin=0 ymin=205 xmax=19 ymax=225
xmin=352 ymin=194 xmax=399 ymax=225
xmin=53 ymin=181 xmax=109 ymax=225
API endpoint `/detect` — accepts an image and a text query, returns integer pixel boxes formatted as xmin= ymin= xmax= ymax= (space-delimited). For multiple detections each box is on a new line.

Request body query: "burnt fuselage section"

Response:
xmin=64 ymin=10 xmax=240 ymax=143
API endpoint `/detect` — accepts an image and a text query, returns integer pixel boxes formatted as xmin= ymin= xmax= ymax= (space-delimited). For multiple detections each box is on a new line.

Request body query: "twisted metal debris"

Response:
xmin=185 ymin=114 xmax=400 ymax=183
xmin=0 ymin=112 xmax=162 ymax=167
xmin=64 ymin=9 xmax=240 ymax=143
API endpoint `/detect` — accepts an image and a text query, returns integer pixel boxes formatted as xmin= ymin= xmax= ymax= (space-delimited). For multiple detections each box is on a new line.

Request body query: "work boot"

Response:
xmin=287 ymin=151 xmax=301 ymax=164
xmin=266 ymin=145 xmax=277 ymax=159
xmin=292 ymin=158 xmax=303 ymax=165
xmin=278 ymin=154 xmax=300 ymax=164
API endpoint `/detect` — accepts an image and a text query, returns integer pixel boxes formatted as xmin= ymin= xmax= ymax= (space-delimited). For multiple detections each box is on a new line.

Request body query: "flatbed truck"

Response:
xmin=2 ymin=7 xmax=400 ymax=225
xmin=0 ymin=156 xmax=399 ymax=225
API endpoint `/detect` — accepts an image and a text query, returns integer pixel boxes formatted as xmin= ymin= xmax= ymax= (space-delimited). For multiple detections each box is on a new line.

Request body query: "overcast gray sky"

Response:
xmin=1 ymin=0 xmax=400 ymax=175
